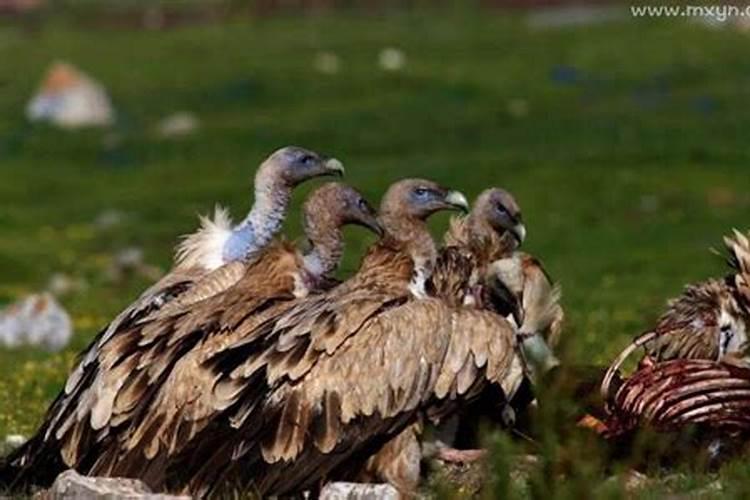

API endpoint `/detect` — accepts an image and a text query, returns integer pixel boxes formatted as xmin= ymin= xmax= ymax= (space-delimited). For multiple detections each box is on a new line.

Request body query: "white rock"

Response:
xmin=26 ymin=61 xmax=114 ymax=129
xmin=37 ymin=470 xmax=191 ymax=499
xmin=378 ymin=48 xmax=406 ymax=72
xmin=320 ymin=482 xmax=400 ymax=500
xmin=156 ymin=111 xmax=200 ymax=139
xmin=0 ymin=293 xmax=72 ymax=351
xmin=4 ymin=434 xmax=27 ymax=448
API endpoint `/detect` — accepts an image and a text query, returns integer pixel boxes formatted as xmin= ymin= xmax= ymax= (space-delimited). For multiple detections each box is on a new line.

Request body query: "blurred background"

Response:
xmin=1 ymin=0 xmax=749 ymax=493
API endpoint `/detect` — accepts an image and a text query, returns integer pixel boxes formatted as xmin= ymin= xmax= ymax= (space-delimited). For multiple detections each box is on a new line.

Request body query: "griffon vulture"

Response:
xmin=601 ymin=230 xmax=750 ymax=399
xmin=0 ymin=181 xmax=381 ymax=490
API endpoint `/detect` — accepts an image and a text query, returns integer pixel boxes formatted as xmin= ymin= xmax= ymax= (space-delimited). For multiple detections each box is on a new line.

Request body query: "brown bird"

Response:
xmin=48 ymin=146 xmax=343 ymax=443
xmin=0 ymin=181 xmax=378 ymax=491
xmin=602 ymin=230 xmax=750 ymax=400
xmin=432 ymin=187 xmax=526 ymax=307
xmin=80 ymin=179 xmax=503 ymax=498
xmin=355 ymin=190 xmax=560 ymax=489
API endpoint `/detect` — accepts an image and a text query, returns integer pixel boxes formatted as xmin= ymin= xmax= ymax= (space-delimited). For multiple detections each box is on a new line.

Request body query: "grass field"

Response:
xmin=1 ymin=7 xmax=749 ymax=497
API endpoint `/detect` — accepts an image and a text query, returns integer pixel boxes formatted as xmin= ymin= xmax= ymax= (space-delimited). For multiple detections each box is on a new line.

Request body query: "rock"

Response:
xmin=26 ymin=61 xmax=114 ymax=129
xmin=378 ymin=48 xmax=406 ymax=72
xmin=319 ymin=482 xmax=400 ymax=500
xmin=313 ymin=51 xmax=341 ymax=75
xmin=4 ymin=434 xmax=27 ymax=449
xmin=156 ymin=112 xmax=200 ymax=139
xmin=106 ymin=247 xmax=163 ymax=283
xmin=36 ymin=470 xmax=191 ymax=500
xmin=93 ymin=209 xmax=126 ymax=230
xmin=47 ymin=272 xmax=87 ymax=297
xmin=0 ymin=293 xmax=72 ymax=351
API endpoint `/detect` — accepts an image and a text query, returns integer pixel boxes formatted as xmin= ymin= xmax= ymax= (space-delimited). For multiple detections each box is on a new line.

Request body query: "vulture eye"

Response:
xmin=496 ymin=204 xmax=509 ymax=216
xmin=299 ymin=154 xmax=315 ymax=165
xmin=414 ymin=187 xmax=430 ymax=198
xmin=358 ymin=198 xmax=369 ymax=211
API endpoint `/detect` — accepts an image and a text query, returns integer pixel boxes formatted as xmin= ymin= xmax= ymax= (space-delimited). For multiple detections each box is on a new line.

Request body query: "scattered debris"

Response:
xmin=319 ymin=482 xmax=399 ymax=500
xmin=0 ymin=293 xmax=72 ymax=351
xmin=47 ymin=272 xmax=88 ymax=297
xmin=106 ymin=247 xmax=163 ymax=283
xmin=156 ymin=111 xmax=200 ymax=139
xmin=313 ymin=51 xmax=341 ymax=75
xmin=35 ymin=470 xmax=191 ymax=500
xmin=26 ymin=61 xmax=115 ymax=129
xmin=4 ymin=434 xmax=27 ymax=449
xmin=527 ymin=6 xmax=626 ymax=29
xmin=93 ymin=209 xmax=126 ymax=231
xmin=506 ymin=98 xmax=529 ymax=118
xmin=378 ymin=47 xmax=406 ymax=72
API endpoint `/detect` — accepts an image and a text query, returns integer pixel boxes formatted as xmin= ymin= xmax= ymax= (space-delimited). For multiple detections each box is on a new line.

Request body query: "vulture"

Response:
xmin=60 ymin=178 xmax=518 ymax=498
xmin=0 ymin=181 xmax=378 ymax=490
xmin=601 ymin=230 xmax=750 ymax=400
xmin=350 ymin=189 xmax=563 ymax=489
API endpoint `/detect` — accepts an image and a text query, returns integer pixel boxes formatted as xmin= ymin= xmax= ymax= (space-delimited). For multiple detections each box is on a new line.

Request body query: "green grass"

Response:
xmin=1 ymin=7 xmax=750 ymax=497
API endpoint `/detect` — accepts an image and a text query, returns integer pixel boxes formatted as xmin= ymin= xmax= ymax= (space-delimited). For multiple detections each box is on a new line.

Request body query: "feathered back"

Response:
xmin=726 ymin=229 xmax=750 ymax=311
xmin=175 ymin=206 xmax=233 ymax=271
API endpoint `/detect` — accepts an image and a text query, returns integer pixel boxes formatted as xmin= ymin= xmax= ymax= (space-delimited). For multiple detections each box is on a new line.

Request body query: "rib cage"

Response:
xmin=604 ymin=359 xmax=750 ymax=438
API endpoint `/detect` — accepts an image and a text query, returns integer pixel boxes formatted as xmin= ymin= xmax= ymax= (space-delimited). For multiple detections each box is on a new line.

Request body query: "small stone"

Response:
xmin=4 ymin=434 xmax=27 ymax=448
xmin=47 ymin=272 xmax=87 ymax=297
xmin=378 ymin=48 xmax=406 ymax=72
xmin=319 ymin=482 xmax=400 ymax=500
xmin=36 ymin=470 xmax=192 ymax=500
xmin=156 ymin=112 xmax=200 ymax=139
xmin=313 ymin=51 xmax=341 ymax=75
xmin=93 ymin=209 xmax=126 ymax=230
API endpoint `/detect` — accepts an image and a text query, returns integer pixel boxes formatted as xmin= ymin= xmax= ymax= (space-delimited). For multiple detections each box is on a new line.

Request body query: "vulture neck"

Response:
xmin=223 ymin=176 xmax=291 ymax=262
xmin=380 ymin=212 xmax=437 ymax=298
xmin=302 ymin=220 xmax=343 ymax=279
xmin=467 ymin=215 xmax=514 ymax=263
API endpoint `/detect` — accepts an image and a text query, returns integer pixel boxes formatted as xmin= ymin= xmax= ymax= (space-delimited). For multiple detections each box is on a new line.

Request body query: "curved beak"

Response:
xmin=511 ymin=223 xmax=527 ymax=245
xmin=324 ymin=158 xmax=345 ymax=177
xmin=365 ymin=219 xmax=386 ymax=238
xmin=444 ymin=190 xmax=469 ymax=213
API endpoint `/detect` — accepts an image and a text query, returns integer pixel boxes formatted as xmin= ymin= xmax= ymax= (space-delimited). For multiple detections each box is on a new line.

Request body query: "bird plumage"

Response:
xmin=0 ymin=181 xmax=377 ymax=492
xmin=68 ymin=179 xmax=482 ymax=497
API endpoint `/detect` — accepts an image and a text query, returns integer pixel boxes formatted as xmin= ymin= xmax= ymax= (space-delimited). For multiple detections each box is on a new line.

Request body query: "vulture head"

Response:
xmin=303 ymin=182 xmax=383 ymax=238
xmin=717 ymin=292 xmax=749 ymax=359
xmin=258 ymin=146 xmax=344 ymax=188
xmin=380 ymin=179 xmax=469 ymax=220
xmin=471 ymin=188 xmax=526 ymax=248
xmin=300 ymin=182 xmax=382 ymax=285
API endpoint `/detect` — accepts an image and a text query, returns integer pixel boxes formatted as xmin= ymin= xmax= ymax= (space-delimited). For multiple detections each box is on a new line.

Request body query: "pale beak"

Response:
xmin=324 ymin=158 xmax=345 ymax=177
xmin=445 ymin=190 xmax=469 ymax=213
xmin=512 ymin=223 xmax=527 ymax=245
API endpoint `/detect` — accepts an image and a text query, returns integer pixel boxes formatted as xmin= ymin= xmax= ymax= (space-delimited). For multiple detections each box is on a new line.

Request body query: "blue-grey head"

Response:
xmin=257 ymin=146 xmax=345 ymax=189
xmin=380 ymin=178 xmax=469 ymax=220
